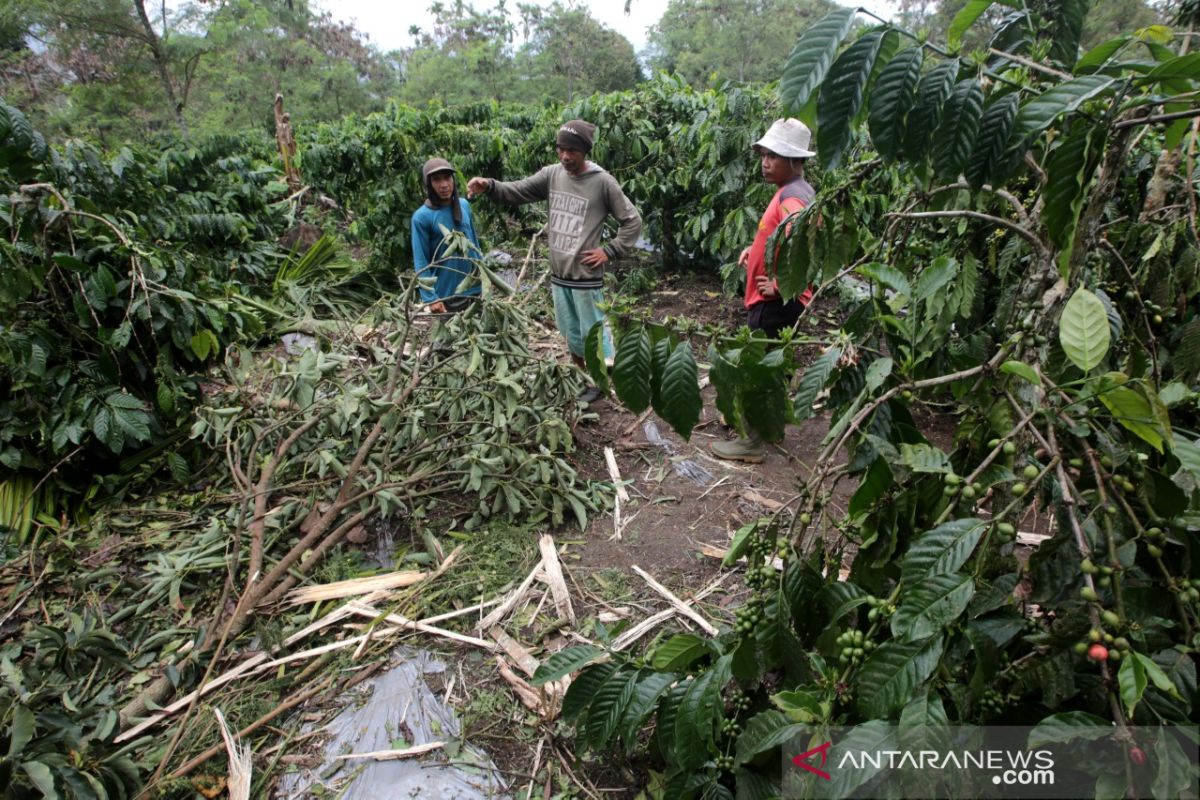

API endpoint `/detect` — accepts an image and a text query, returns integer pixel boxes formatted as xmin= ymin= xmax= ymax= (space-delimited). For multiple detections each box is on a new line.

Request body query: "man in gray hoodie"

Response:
xmin=467 ymin=120 xmax=642 ymax=405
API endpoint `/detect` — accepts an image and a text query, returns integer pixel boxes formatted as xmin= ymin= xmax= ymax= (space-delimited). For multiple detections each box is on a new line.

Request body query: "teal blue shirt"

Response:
xmin=411 ymin=199 xmax=482 ymax=303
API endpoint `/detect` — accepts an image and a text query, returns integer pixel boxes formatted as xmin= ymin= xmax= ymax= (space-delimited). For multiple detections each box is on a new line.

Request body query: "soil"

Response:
xmin=568 ymin=270 xmax=857 ymax=595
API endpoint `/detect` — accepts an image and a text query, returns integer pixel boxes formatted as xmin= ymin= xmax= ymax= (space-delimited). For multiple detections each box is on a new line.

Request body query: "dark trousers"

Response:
xmin=747 ymin=298 xmax=805 ymax=338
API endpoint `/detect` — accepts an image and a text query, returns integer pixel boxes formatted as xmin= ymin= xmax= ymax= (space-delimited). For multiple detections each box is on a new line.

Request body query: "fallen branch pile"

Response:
xmin=121 ymin=526 xmax=739 ymax=792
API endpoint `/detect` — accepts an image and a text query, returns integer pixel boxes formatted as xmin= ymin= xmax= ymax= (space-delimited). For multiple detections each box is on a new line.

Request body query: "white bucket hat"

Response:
xmin=753 ymin=118 xmax=815 ymax=158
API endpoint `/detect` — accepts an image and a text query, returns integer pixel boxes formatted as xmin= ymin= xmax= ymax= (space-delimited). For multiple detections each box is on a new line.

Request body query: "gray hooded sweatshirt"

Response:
xmin=487 ymin=163 xmax=642 ymax=289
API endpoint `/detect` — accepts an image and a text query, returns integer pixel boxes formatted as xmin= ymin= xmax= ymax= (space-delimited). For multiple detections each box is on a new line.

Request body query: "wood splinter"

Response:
xmin=630 ymin=564 xmax=719 ymax=636
xmin=334 ymin=741 xmax=445 ymax=761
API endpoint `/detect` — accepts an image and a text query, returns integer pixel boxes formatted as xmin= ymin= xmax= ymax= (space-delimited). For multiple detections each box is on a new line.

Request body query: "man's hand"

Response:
xmin=580 ymin=248 xmax=609 ymax=268
xmin=466 ymin=177 xmax=491 ymax=199
xmin=428 ymin=300 xmax=447 ymax=313
xmin=755 ymin=275 xmax=779 ymax=299
xmin=739 ymin=247 xmax=751 ymax=268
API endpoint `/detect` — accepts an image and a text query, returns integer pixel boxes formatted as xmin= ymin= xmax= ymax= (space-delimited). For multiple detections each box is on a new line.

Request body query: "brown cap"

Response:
xmin=556 ymin=120 xmax=596 ymax=152
xmin=421 ymin=157 xmax=455 ymax=181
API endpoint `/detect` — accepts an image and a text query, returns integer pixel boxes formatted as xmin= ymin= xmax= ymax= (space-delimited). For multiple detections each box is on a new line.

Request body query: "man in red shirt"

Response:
xmin=713 ymin=118 xmax=815 ymax=463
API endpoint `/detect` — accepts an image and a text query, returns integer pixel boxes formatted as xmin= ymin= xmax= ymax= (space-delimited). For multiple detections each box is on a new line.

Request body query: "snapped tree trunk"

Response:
xmin=274 ymin=93 xmax=302 ymax=192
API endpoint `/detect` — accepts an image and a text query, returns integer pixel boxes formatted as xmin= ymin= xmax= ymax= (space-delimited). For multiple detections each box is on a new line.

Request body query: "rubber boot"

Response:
xmin=711 ymin=429 xmax=765 ymax=463
xmin=570 ymin=353 xmax=605 ymax=405
xmin=577 ymin=385 xmax=604 ymax=405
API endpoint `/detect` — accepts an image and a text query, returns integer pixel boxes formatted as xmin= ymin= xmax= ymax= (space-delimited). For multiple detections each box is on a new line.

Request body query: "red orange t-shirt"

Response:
xmin=744 ymin=176 xmax=816 ymax=310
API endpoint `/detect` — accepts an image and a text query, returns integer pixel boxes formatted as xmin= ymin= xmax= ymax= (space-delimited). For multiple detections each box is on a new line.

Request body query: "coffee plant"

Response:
xmin=297 ymin=76 xmax=780 ymax=277
xmin=0 ymin=614 xmax=145 ymax=799
xmin=563 ymin=3 xmax=1200 ymax=797
xmin=0 ymin=101 xmax=287 ymax=528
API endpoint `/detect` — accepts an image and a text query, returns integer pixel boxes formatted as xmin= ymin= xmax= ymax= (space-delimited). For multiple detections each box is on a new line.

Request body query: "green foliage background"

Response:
xmin=0 ymin=0 xmax=1196 ymax=797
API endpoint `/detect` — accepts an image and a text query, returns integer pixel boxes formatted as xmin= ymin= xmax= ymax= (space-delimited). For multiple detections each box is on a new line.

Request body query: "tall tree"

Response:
xmin=132 ymin=0 xmax=189 ymax=134
xmin=399 ymin=0 xmax=519 ymax=105
xmin=19 ymin=0 xmax=201 ymax=137
xmin=188 ymin=0 xmax=397 ymax=135
xmin=645 ymin=0 xmax=838 ymax=86
xmin=516 ymin=1 xmax=641 ymax=101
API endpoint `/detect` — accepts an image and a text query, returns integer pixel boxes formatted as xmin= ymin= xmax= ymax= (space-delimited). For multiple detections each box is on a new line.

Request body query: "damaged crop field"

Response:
xmin=0 ymin=241 xmax=850 ymax=796
xmin=0 ymin=234 xmax=850 ymax=796
xmin=3 ymin=2 xmax=1200 ymax=798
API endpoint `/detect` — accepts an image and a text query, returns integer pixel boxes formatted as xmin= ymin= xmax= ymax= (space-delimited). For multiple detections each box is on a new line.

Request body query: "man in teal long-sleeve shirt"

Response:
xmin=411 ymin=157 xmax=482 ymax=313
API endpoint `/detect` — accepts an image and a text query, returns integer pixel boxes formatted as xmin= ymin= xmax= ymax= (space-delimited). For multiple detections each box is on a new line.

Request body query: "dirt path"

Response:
xmin=572 ymin=391 xmax=829 ymax=579
xmin=558 ymin=270 xmax=849 ymax=632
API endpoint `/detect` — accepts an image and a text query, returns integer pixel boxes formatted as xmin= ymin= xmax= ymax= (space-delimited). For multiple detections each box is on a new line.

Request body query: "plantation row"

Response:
xmin=302 ymin=74 xmax=775 ymax=273
xmin=0 ymin=74 xmax=777 ymax=495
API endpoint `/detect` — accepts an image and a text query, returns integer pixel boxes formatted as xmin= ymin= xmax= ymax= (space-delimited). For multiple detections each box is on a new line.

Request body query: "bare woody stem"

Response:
xmin=1114 ymin=107 xmax=1200 ymax=129
xmin=248 ymin=415 xmax=324 ymax=581
xmin=884 ymin=210 xmax=1050 ymax=262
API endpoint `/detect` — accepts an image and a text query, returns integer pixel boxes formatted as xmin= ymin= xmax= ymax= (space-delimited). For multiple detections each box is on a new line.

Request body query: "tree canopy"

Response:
xmin=398 ymin=0 xmax=642 ymax=106
xmin=2 ymin=0 xmax=642 ymax=142
xmin=4 ymin=0 xmax=399 ymax=143
xmin=645 ymin=0 xmax=839 ymax=86
xmin=516 ymin=1 xmax=642 ymax=101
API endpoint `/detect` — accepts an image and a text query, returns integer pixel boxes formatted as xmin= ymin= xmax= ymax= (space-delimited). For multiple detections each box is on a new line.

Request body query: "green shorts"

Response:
xmin=551 ymin=284 xmax=613 ymax=359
